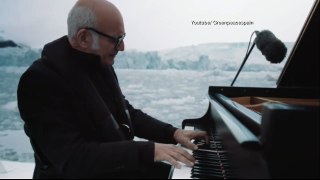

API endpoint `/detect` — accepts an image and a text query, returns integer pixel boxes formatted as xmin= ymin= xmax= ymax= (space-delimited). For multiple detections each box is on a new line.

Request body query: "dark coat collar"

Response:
xmin=41 ymin=36 xmax=102 ymax=71
xmin=40 ymin=36 xmax=134 ymax=140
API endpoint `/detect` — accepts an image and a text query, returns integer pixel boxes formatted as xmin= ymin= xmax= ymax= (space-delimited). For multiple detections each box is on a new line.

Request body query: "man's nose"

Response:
xmin=116 ymin=41 xmax=125 ymax=51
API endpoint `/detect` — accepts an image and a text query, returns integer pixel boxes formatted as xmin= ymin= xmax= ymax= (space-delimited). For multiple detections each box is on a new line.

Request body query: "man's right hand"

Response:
xmin=154 ymin=143 xmax=195 ymax=169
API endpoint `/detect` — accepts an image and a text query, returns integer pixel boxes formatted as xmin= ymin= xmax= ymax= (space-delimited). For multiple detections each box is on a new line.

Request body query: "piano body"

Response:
xmin=170 ymin=0 xmax=319 ymax=179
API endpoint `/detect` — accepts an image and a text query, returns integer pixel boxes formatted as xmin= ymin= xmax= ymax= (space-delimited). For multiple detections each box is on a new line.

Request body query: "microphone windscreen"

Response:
xmin=255 ymin=30 xmax=287 ymax=63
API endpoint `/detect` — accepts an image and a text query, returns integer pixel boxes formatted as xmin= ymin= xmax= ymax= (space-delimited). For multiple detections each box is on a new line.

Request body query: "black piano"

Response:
xmin=170 ymin=0 xmax=319 ymax=179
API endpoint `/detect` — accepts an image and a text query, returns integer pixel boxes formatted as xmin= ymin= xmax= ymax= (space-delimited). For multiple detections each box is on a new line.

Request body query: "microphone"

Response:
xmin=231 ymin=30 xmax=287 ymax=86
xmin=254 ymin=30 xmax=287 ymax=63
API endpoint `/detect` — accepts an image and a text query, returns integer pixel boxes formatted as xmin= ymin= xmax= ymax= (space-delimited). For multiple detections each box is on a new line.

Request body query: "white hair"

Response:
xmin=91 ymin=32 xmax=100 ymax=50
xmin=67 ymin=5 xmax=100 ymax=49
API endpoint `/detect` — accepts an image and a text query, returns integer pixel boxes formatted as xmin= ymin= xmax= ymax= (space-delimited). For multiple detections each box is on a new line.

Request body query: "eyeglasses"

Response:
xmin=84 ymin=27 xmax=126 ymax=50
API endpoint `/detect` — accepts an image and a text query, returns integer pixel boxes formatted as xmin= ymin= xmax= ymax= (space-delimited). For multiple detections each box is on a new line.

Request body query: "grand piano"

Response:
xmin=170 ymin=0 xmax=319 ymax=178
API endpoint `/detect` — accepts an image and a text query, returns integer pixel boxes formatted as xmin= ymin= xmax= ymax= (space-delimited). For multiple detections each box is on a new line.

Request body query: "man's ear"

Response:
xmin=76 ymin=29 xmax=92 ymax=49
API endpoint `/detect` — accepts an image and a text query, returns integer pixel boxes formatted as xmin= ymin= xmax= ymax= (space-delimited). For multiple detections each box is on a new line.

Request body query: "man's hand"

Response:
xmin=173 ymin=129 xmax=209 ymax=150
xmin=153 ymin=129 xmax=208 ymax=169
xmin=154 ymin=143 xmax=195 ymax=169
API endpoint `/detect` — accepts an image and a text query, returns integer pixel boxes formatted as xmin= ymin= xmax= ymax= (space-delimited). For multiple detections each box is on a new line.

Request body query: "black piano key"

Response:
xmin=194 ymin=161 xmax=231 ymax=169
xmin=193 ymin=150 xmax=227 ymax=157
xmin=194 ymin=148 xmax=227 ymax=154
xmin=195 ymin=144 xmax=223 ymax=149
xmin=191 ymin=173 xmax=231 ymax=179
xmin=193 ymin=155 xmax=229 ymax=162
xmin=193 ymin=150 xmax=227 ymax=156
xmin=196 ymin=140 xmax=223 ymax=145
xmin=192 ymin=174 xmax=224 ymax=179
xmin=194 ymin=156 xmax=229 ymax=161
xmin=187 ymin=133 xmax=234 ymax=179
xmin=194 ymin=156 xmax=230 ymax=164
xmin=191 ymin=172 xmax=227 ymax=179
xmin=191 ymin=168 xmax=231 ymax=177
xmin=193 ymin=153 xmax=226 ymax=158
xmin=193 ymin=166 xmax=232 ymax=175
xmin=192 ymin=168 xmax=224 ymax=175
xmin=193 ymin=153 xmax=228 ymax=158
xmin=193 ymin=165 xmax=219 ymax=171
xmin=194 ymin=158 xmax=229 ymax=164
xmin=194 ymin=164 xmax=231 ymax=171
xmin=195 ymin=160 xmax=229 ymax=165
xmin=194 ymin=156 xmax=228 ymax=163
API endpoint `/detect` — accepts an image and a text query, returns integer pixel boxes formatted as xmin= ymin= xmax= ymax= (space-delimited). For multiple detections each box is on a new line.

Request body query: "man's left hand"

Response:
xmin=173 ymin=129 xmax=209 ymax=150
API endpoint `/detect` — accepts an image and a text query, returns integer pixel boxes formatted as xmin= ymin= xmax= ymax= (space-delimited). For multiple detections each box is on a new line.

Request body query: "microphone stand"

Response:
xmin=230 ymin=42 xmax=256 ymax=86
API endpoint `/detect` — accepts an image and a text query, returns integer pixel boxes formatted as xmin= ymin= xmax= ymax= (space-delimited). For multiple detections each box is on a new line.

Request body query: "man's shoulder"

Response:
xmin=23 ymin=36 xmax=70 ymax=77
xmin=19 ymin=57 xmax=62 ymax=88
xmin=22 ymin=58 xmax=52 ymax=78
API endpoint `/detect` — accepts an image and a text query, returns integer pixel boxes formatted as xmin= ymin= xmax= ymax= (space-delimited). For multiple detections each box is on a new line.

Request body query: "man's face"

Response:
xmin=84 ymin=2 xmax=126 ymax=66
xmin=92 ymin=27 xmax=125 ymax=66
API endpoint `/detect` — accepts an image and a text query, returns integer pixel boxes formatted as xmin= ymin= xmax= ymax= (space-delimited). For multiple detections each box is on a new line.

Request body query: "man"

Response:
xmin=17 ymin=0 xmax=208 ymax=178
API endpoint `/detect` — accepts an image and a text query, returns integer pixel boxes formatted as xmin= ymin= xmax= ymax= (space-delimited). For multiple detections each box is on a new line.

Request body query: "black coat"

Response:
xmin=17 ymin=36 xmax=177 ymax=178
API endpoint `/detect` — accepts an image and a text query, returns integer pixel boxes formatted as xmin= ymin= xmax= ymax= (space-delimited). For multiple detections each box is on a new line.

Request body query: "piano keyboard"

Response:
xmin=171 ymin=126 xmax=232 ymax=179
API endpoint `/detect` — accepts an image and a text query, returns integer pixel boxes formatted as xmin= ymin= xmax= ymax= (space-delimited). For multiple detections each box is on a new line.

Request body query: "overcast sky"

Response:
xmin=0 ymin=0 xmax=315 ymax=51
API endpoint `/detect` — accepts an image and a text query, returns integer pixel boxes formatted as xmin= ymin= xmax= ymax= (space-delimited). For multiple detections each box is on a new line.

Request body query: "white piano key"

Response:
xmin=184 ymin=125 xmax=195 ymax=131
xmin=171 ymin=125 xmax=195 ymax=179
xmin=171 ymin=163 xmax=192 ymax=179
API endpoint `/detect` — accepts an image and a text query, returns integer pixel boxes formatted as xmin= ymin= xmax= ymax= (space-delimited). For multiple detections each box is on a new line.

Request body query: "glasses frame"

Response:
xmin=84 ymin=27 xmax=126 ymax=50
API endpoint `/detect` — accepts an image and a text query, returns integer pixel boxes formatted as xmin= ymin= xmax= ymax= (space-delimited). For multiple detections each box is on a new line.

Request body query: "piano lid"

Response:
xmin=277 ymin=0 xmax=320 ymax=88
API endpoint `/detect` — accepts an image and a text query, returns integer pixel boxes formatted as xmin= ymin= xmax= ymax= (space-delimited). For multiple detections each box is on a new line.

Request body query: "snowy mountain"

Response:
xmin=115 ymin=42 xmax=294 ymax=71
xmin=0 ymin=36 xmax=294 ymax=71
xmin=0 ymin=38 xmax=41 ymax=67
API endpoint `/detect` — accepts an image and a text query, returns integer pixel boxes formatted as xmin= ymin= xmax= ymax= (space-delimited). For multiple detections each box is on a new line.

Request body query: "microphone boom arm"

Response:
xmin=230 ymin=42 xmax=256 ymax=86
